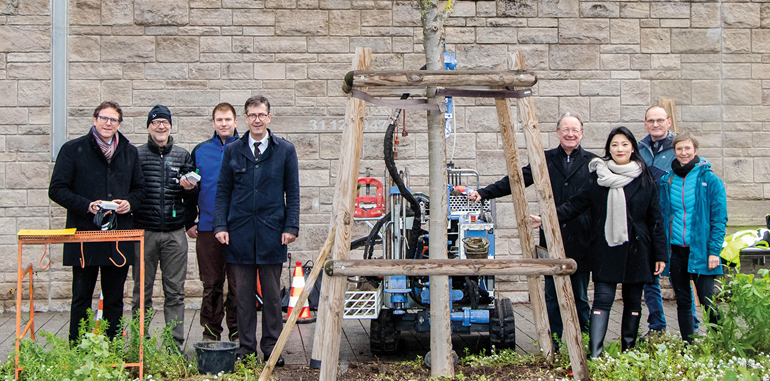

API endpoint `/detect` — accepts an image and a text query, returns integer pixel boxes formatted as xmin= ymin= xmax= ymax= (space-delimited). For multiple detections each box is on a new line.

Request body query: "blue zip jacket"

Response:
xmin=659 ymin=158 xmax=727 ymax=275
xmin=639 ymin=131 xmax=676 ymax=175
xmin=190 ymin=130 xmax=239 ymax=231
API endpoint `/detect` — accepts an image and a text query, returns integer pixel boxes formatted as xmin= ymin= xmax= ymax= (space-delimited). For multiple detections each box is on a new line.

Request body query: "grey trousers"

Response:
xmin=132 ymin=228 xmax=188 ymax=346
xmin=232 ymin=263 xmax=283 ymax=357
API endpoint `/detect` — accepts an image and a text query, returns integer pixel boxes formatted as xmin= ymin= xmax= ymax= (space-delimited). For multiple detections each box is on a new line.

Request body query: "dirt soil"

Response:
xmin=262 ymin=362 xmax=570 ymax=381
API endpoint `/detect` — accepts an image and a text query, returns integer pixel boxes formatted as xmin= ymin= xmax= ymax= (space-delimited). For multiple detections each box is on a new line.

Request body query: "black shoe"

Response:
xmin=265 ymin=354 xmax=284 ymax=367
xmin=235 ymin=353 xmax=247 ymax=362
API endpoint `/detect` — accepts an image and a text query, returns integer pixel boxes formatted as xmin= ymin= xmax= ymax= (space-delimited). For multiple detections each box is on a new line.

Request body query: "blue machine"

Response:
xmin=367 ymin=167 xmax=516 ymax=355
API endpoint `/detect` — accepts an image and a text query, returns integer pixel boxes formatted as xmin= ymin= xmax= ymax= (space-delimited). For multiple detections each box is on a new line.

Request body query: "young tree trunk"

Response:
xmin=421 ymin=0 xmax=453 ymax=378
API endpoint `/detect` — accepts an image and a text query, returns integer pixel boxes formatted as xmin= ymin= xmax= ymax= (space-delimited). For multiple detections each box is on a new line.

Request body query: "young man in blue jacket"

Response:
xmin=189 ymin=103 xmax=241 ymax=342
xmin=214 ymin=96 xmax=300 ymax=366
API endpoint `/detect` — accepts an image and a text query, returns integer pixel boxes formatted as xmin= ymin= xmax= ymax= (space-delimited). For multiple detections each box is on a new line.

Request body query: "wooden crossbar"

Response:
xmin=324 ymin=259 xmax=577 ymax=277
xmin=344 ymin=70 xmax=537 ymax=90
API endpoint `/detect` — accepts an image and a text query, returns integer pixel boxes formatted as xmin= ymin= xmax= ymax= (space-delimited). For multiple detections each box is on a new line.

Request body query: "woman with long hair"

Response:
xmin=659 ymin=132 xmax=726 ymax=344
xmin=533 ymin=126 xmax=668 ymax=357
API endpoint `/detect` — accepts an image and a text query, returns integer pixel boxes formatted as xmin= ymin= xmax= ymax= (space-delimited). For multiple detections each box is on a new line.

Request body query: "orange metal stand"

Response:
xmin=15 ymin=229 xmax=146 ymax=380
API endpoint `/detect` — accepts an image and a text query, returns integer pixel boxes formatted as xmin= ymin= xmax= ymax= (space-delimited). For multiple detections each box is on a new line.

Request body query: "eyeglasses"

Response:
xmin=558 ymin=128 xmax=582 ymax=134
xmin=150 ymin=120 xmax=171 ymax=127
xmin=245 ymin=113 xmax=269 ymax=122
xmin=646 ymin=118 xmax=667 ymax=125
xmin=97 ymin=115 xmax=120 ymax=124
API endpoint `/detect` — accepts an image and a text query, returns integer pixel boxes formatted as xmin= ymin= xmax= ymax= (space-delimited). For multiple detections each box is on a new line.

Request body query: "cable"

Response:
xmin=383 ymin=94 xmax=422 ymax=260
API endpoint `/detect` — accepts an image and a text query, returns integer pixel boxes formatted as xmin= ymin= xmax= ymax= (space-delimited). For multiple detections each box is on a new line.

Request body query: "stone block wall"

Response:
xmin=0 ymin=0 xmax=769 ymax=311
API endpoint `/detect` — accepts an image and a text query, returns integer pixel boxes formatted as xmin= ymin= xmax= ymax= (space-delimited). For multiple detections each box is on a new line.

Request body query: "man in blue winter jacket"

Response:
xmin=214 ymin=96 xmax=299 ymax=366
xmin=638 ymin=105 xmax=699 ymax=336
xmin=189 ymin=103 xmax=241 ymax=342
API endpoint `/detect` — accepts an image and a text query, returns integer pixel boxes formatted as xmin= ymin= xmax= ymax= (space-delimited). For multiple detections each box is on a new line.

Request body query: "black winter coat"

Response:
xmin=477 ymin=146 xmax=597 ymax=273
xmin=135 ymin=136 xmax=198 ymax=232
xmin=557 ymin=168 xmax=668 ymax=284
xmin=49 ymin=131 xmax=146 ymax=267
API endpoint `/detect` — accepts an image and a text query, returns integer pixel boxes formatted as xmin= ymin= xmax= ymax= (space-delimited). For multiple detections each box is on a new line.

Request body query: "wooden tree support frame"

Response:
xmin=260 ymin=49 xmax=590 ymax=381
xmin=15 ymin=229 xmax=146 ymax=380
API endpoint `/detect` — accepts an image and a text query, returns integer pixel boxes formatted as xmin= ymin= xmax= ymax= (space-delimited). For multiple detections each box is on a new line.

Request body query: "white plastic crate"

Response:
xmin=343 ymin=284 xmax=383 ymax=319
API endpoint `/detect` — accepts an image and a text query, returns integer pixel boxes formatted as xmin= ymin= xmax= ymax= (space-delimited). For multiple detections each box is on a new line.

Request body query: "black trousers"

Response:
xmin=197 ymin=231 xmax=238 ymax=340
xmin=670 ymin=244 xmax=720 ymax=342
xmin=70 ymin=265 xmax=129 ymax=342
xmin=232 ymin=263 xmax=283 ymax=357
xmin=592 ymin=281 xmax=644 ymax=312
xmin=545 ymin=272 xmax=591 ymax=339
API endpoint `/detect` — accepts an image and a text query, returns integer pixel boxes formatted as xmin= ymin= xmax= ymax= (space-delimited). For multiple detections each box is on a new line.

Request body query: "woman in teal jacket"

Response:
xmin=659 ymin=132 xmax=727 ymax=344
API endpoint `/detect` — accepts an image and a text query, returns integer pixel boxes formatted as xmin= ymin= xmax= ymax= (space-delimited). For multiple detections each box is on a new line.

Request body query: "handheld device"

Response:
xmin=99 ymin=201 xmax=119 ymax=210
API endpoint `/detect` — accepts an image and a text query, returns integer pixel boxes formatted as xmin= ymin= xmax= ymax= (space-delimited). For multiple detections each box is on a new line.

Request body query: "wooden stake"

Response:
xmin=658 ymin=98 xmax=678 ymax=133
xmin=498 ymin=55 xmax=554 ymax=359
xmin=259 ymin=228 xmax=335 ymax=381
xmin=511 ymin=51 xmax=590 ymax=380
xmin=318 ymin=47 xmax=371 ymax=381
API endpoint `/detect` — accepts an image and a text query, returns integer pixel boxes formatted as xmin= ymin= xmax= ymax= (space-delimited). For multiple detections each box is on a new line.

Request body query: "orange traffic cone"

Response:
xmin=284 ymin=261 xmax=315 ymax=324
xmin=95 ymin=291 xmax=104 ymax=321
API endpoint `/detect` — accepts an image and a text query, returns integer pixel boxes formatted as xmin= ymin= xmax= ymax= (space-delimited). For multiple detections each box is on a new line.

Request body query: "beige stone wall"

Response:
xmin=0 ymin=0 xmax=768 ymax=311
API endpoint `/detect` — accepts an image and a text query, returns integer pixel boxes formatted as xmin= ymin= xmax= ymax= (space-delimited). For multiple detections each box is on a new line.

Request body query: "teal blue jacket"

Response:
xmin=659 ymin=158 xmax=727 ymax=275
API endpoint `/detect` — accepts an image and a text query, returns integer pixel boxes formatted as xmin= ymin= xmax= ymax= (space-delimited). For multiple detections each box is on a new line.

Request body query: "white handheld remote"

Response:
xmin=183 ymin=172 xmax=201 ymax=183
xmin=99 ymin=201 xmax=119 ymax=210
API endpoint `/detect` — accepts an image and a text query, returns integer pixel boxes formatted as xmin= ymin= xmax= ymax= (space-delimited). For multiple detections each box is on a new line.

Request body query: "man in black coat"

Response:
xmin=469 ymin=112 xmax=596 ymax=346
xmin=49 ymin=101 xmax=146 ymax=343
xmin=214 ymin=96 xmax=300 ymax=365
xmin=132 ymin=105 xmax=198 ymax=349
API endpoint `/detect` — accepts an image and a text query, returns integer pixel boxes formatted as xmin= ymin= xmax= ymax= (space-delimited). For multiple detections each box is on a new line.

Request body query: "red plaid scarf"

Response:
xmin=91 ymin=126 xmax=118 ymax=163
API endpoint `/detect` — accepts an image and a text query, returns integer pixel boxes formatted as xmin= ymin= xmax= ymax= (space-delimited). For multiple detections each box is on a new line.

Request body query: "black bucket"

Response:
xmin=194 ymin=341 xmax=238 ymax=375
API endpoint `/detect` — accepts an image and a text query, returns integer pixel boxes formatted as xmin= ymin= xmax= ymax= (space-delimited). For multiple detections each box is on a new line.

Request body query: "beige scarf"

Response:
xmin=589 ymin=158 xmax=642 ymax=247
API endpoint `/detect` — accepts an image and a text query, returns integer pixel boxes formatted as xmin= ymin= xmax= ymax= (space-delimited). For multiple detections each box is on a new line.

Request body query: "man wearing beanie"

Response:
xmin=133 ymin=104 xmax=198 ymax=351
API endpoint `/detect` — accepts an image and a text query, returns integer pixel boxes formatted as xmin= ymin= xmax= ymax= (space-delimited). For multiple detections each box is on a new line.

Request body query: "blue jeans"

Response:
xmin=544 ymin=272 xmax=591 ymax=341
xmin=643 ymin=275 xmax=667 ymax=331
xmin=644 ymin=275 xmax=700 ymax=331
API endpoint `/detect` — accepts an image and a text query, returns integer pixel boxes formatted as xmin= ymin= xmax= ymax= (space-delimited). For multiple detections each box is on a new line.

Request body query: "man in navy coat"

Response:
xmin=469 ymin=112 xmax=596 ymax=347
xmin=214 ymin=96 xmax=299 ymax=366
